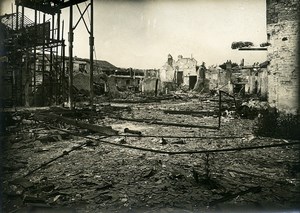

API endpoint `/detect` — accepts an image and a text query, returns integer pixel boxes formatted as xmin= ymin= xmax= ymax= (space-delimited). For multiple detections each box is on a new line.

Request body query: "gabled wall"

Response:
xmin=159 ymin=54 xmax=197 ymax=89
xmin=175 ymin=55 xmax=197 ymax=87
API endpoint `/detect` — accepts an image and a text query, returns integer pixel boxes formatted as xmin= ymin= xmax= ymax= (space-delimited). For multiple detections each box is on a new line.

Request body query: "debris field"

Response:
xmin=1 ymin=94 xmax=300 ymax=212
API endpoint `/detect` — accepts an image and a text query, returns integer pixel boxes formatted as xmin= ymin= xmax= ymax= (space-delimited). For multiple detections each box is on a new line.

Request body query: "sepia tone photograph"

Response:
xmin=0 ymin=0 xmax=299 ymax=212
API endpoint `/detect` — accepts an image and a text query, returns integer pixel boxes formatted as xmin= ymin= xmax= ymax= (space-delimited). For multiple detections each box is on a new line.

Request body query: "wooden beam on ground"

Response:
xmin=163 ymin=110 xmax=217 ymax=116
xmin=35 ymin=113 xmax=118 ymax=136
xmin=110 ymin=116 xmax=219 ymax=129
xmin=238 ymin=47 xmax=267 ymax=51
xmin=42 ymin=123 xmax=300 ymax=156
xmin=209 ymin=186 xmax=262 ymax=206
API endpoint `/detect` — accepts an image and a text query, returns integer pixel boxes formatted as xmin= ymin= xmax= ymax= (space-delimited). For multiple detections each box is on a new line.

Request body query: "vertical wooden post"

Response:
xmin=61 ymin=21 xmax=65 ymax=105
xmin=56 ymin=12 xmax=60 ymax=104
xmin=21 ymin=4 xmax=24 ymax=28
xmin=42 ymin=14 xmax=46 ymax=106
xmin=68 ymin=5 xmax=74 ymax=109
xmin=89 ymin=0 xmax=94 ymax=107
xmin=218 ymin=91 xmax=222 ymax=129
xmin=50 ymin=48 xmax=53 ymax=105
xmin=16 ymin=4 xmax=19 ymax=30
xmin=33 ymin=7 xmax=37 ymax=105
xmin=155 ymin=79 xmax=158 ymax=97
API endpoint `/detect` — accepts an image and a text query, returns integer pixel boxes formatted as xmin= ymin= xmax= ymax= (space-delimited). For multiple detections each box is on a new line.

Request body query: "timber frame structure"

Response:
xmin=0 ymin=0 xmax=94 ymax=108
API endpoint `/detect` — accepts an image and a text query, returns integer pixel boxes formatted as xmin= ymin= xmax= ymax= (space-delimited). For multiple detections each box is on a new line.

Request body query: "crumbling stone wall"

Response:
xmin=160 ymin=55 xmax=198 ymax=90
xmin=175 ymin=56 xmax=197 ymax=86
xmin=258 ymin=68 xmax=268 ymax=99
xmin=218 ymin=69 xmax=231 ymax=92
xmin=73 ymin=73 xmax=90 ymax=91
xmin=206 ymin=67 xmax=219 ymax=90
xmin=267 ymin=0 xmax=299 ymax=113
xmin=142 ymin=78 xmax=160 ymax=94
xmin=106 ymin=76 xmax=121 ymax=97
xmin=160 ymin=55 xmax=175 ymax=83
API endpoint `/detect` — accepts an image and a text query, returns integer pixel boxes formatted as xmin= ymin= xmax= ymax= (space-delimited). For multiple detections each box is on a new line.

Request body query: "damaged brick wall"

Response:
xmin=267 ymin=0 xmax=300 ymax=113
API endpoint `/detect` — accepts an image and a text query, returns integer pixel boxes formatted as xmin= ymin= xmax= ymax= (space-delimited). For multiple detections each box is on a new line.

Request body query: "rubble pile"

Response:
xmin=1 ymin=94 xmax=299 ymax=212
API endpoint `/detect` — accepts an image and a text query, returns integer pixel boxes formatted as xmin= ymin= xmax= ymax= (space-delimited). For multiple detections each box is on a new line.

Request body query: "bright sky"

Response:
xmin=1 ymin=0 xmax=267 ymax=69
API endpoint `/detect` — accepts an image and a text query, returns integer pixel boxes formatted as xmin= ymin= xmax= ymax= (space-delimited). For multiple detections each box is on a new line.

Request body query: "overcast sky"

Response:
xmin=1 ymin=0 xmax=267 ymax=69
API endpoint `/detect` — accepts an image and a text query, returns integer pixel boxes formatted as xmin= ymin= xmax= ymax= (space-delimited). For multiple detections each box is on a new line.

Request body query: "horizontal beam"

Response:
xmin=16 ymin=1 xmax=60 ymax=15
xmin=58 ymin=0 xmax=88 ymax=9
xmin=238 ymin=47 xmax=267 ymax=51
xmin=109 ymin=116 xmax=219 ymax=129
xmin=35 ymin=113 xmax=118 ymax=136
xmin=15 ymin=0 xmax=88 ymax=14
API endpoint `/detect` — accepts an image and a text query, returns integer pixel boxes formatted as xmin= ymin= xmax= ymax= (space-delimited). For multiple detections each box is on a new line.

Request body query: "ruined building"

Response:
xmin=160 ymin=54 xmax=197 ymax=92
xmin=160 ymin=54 xmax=176 ymax=82
xmin=267 ymin=0 xmax=300 ymax=113
xmin=176 ymin=55 xmax=198 ymax=89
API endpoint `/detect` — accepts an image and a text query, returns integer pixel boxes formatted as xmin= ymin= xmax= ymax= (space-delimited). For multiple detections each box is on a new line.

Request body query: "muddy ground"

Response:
xmin=1 ymin=95 xmax=300 ymax=212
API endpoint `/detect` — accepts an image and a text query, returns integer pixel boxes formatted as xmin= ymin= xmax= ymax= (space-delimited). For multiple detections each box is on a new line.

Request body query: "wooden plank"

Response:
xmin=163 ymin=109 xmax=217 ymax=116
xmin=110 ymin=116 xmax=219 ymax=129
xmin=209 ymin=186 xmax=261 ymax=206
xmin=35 ymin=113 xmax=118 ymax=136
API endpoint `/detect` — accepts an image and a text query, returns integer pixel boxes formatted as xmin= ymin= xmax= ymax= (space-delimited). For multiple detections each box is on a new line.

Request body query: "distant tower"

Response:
xmin=225 ymin=60 xmax=232 ymax=70
xmin=240 ymin=58 xmax=245 ymax=67
xmin=167 ymin=54 xmax=173 ymax=66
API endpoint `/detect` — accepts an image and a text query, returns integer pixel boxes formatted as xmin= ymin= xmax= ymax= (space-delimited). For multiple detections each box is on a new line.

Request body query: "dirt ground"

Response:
xmin=1 ymin=96 xmax=300 ymax=212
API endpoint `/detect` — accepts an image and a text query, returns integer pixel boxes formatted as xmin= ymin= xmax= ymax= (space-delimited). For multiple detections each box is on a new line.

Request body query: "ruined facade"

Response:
xmin=160 ymin=54 xmax=197 ymax=91
xmin=70 ymin=57 xmax=116 ymax=94
xmin=160 ymin=54 xmax=175 ymax=83
xmin=175 ymin=55 xmax=197 ymax=89
xmin=206 ymin=61 xmax=268 ymax=98
xmin=205 ymin=66 xmax=221 ymax=90
xmin=234 ymin=64 xmax=268 ymax=99
xmin=267 ymin=0 xmax=300 ymax=113
xmin=205 ymin=61 xmax=232 ymax=93
xmin=141 ymin=69 xmax=160 ymax=94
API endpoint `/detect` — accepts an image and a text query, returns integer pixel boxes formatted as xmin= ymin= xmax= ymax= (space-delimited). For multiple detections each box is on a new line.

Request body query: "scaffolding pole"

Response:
xmin=50 ymin=48 xmax=53 ymax=105
xmin=90 ymin=0 xmax=94 ymax=107
xmin=56 ymin=12 xmax=60 ymax=104
xmin=16 ymin=4 xmax=19 ymax=30
xmin=68 ymin=5 xmax=73 ymax=109
xmin=61 ymin=20 xmax=65 ymax=105
xmin=42 ymin=14 xmax=46 ymax=106
xmin=33 ymin=7 xmax=37 ymax=106
xmin=21 ymin=4 xmax=24 ymax=28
